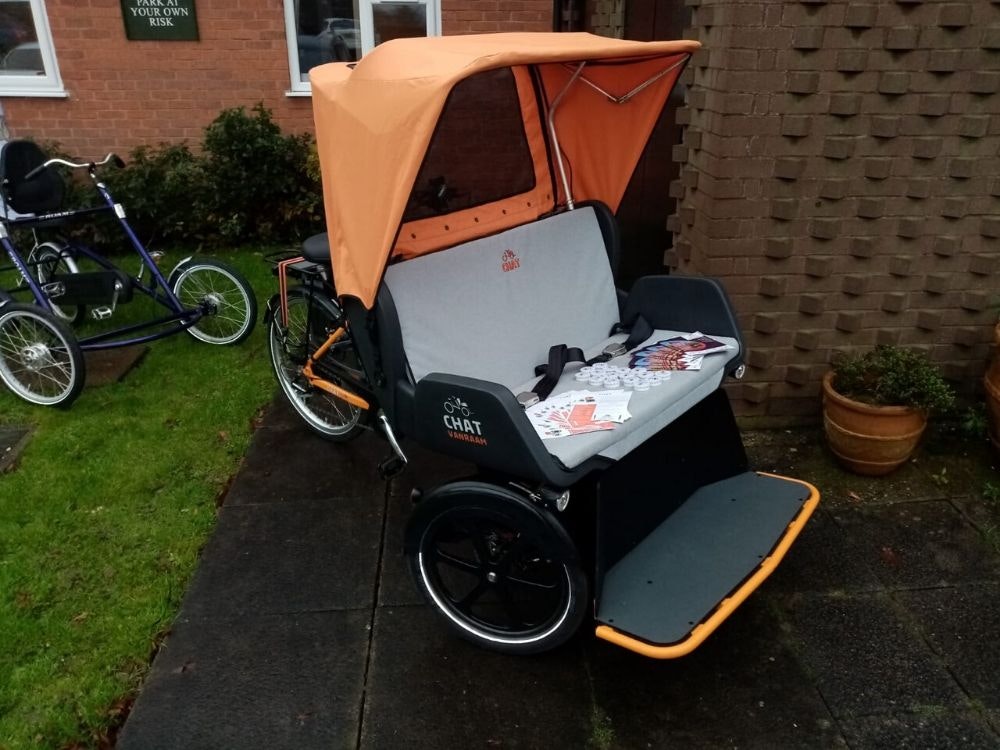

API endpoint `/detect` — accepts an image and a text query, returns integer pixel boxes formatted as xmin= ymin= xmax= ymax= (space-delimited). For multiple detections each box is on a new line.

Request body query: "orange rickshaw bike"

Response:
xmin=266 ymin=33 xmax=819 ymax=657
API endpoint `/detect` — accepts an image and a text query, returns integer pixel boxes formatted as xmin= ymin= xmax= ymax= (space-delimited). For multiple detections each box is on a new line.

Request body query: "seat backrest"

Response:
xmin=0 ymin=140 xmax=65 ymax=216
xmin=384 ymin=206 xmax=621 ymax=390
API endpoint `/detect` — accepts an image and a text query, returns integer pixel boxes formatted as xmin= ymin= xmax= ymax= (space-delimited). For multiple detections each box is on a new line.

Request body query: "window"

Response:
xmin=403 ymin=68 xmax=536 ymax=222
xmin=0 ymin=0 xmax=63 ymax=96
xmin=283 ymin=0 xmax=440 ymax=94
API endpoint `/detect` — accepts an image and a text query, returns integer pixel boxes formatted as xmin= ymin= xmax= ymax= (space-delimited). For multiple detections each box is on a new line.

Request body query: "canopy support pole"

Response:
xmin=566 ymin=56 xmax=689 ymax=105
xmin=547 ymin=61 xmax=586 ymax=211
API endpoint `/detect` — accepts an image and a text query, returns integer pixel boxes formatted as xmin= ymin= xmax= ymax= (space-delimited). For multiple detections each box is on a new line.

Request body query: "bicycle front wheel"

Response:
xmin=171 ymin=257 xmax=257 ymax=345
xmin=268 ymin=287 xmax=365 ymax=441
xmin=0 ymin=303 xmax=85 ymax=407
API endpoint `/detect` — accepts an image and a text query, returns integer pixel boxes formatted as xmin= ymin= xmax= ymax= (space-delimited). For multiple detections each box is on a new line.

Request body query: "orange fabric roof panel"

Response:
xmin=310 ymin=32 xmax=699 ymax=309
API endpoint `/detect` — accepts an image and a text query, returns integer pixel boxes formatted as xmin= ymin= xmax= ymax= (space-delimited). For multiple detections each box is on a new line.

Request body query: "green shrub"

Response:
xmin=103 ymin=142 xmax=210 ymax=247
xmin=35 ymin=105 xmax=324 ymax=251
xmin=202 ymin=104 xmax=324 ymax=245
xmin=832 ymin=345 xmax=955 ymax=413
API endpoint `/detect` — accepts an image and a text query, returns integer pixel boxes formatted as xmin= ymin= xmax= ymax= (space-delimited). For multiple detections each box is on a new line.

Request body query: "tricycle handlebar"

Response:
xmin=24 ymin=152 xmax=125 ymax=181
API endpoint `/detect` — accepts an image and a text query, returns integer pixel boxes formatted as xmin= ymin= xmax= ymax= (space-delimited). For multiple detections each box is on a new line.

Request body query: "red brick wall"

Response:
xmin=669 ymin=0 xmax=1000 ymax=423
xmin=3 ymin=0 xmax=554 ymax=157
xmin=443 ymin=0 xmax=552 ymax=33
xmin=4 ymin=0 xmax=314 ymax=157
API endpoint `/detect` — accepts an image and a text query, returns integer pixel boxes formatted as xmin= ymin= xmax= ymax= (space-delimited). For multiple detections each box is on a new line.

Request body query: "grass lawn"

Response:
xmin=0 ymin=248 xmax=279 ymax=748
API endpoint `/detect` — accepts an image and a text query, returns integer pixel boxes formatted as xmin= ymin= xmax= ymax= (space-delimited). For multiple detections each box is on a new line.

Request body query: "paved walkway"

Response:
xmin=118 ymin=399 xmax=1000 ymax=749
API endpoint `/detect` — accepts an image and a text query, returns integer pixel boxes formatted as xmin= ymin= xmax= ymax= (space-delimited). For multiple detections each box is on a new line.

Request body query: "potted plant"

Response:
xmin=823 ymin=345 xmax=955 ymax=476
xmin=985 ymin=306 xmax=1000 ymax=455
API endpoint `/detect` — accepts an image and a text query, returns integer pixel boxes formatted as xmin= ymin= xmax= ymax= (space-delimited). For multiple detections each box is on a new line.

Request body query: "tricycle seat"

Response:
xmin=383 ymin=204 xmax=743 ymax=475
xmin=510 ymin=329 xmax=739 ymax=468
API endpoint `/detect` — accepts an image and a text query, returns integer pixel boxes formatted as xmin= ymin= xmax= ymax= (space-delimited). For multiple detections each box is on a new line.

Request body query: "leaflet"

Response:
xmin=526 ymin=390 xmax=632 ymax=440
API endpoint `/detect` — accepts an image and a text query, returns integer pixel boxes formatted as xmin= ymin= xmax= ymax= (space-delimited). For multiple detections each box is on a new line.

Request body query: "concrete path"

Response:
xmin=118 ymin=400 xmax=1000 ymax=749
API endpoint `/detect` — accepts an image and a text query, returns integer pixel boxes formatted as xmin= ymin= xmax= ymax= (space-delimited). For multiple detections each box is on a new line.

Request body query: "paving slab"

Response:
xmin=743 ymin=428 xmax=946 ymax=508
xmin=359 ymin=605 xmax=592 ymax=750
xmin=898 ymin=584 xmax=1000 ymax=708
xmin=379 ymin=442 xmax=473 ymax=607
xmin=0 ymin=424 xmax=31 ymax=473
xmin=951 ymin=495 xmax=1000 ymax=541
xmin=83 ymin=345 xmax=148 ymax=387
xmin=226 ymin=399 xmax=385 ymax=505
xmin=838 ymin=713 xmax=1000 ymax=749
xmin=776 ymin=593 xmax=965 ymax=718
xmin=118 ymin=610 xmax=370 ymax=750
xmin=585 ymin=597 xmax=844 ymax=749
xmin=763 ymin=508 xmax=881 ymax=595
xmin=377 ymin=486 xmax=425 ymax=607
xmin=988 ymin=710 xmax=1000 ymax=735
xmin=830 ymin=501 xmax=1000 ymax=589
xmin=181 ymin=497 xmax=384 ymax=618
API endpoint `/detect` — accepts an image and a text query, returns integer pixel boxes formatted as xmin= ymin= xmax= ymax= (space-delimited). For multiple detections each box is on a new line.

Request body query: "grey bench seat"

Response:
xmin=383 ymin=206 xmax=738 ymax=471
xmin=510 ymin=330 xmax=738 ymax=469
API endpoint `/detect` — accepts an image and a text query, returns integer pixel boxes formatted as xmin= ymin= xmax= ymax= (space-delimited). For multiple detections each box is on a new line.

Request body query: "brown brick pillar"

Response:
xmin=670 ymin=0 xmax=1000 ymax=423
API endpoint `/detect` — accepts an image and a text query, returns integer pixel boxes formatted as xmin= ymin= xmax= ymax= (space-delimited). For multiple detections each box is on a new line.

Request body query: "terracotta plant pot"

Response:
xmin=822 ymin=371 xmax=927 ymax=477
xmin=985 ymin=323 xmax=1000 ymax=455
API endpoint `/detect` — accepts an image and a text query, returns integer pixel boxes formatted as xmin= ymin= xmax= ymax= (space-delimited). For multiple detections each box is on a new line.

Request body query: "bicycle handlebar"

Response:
xmin=24 ymin=152 xmax=125 ymax=181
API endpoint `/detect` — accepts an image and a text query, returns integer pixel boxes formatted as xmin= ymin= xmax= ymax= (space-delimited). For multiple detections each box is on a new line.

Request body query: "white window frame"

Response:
xmin=284 ymin=0 xmax=440 ymax=96
xmin=0 ymin=0 xmax=65 ymax=97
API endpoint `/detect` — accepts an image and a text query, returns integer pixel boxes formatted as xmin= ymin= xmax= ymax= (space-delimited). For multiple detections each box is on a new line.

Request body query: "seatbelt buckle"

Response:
xmin=602 ymin=342 xmax=628 ymax=359
xmin=516 ymin=392 xmax=540 ymax=409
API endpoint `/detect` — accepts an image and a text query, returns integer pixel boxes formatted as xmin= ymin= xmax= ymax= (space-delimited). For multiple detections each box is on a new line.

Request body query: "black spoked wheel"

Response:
xmin=408 ymin=486 xmax=587 ymax=655
xmin=28 ymin=241 xmax=85 ymax=325
xmin=0 ymin=302 xmax=85 ymax=408
xmin=268 ymin=287 xmax=366 ymax=441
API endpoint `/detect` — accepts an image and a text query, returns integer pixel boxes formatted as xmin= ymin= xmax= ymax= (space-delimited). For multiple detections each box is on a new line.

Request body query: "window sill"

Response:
xmin=285 ymin=89 xmax=312 ymax=98
xmin=0 ymin=88 xmax=68 ymax=99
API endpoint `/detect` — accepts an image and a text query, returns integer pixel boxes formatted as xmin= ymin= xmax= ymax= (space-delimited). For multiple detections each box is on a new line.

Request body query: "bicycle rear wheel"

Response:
xmin=29 ymin=241 xmax=85 ymax=325
xmin=268 ymin=287 xmax=366 ymax=441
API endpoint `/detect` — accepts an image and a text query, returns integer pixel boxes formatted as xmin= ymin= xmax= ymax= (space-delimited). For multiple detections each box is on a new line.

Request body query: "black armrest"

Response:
xmin=620 ymin=275 xmax=745 ymax=373
xmin=413 ymin=373 xmax=598 ymax=487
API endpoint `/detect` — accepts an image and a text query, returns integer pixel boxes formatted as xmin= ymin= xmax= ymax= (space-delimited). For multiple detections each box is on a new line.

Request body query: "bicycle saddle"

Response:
xmin=302 ymin=233 xmax=331 ymax=265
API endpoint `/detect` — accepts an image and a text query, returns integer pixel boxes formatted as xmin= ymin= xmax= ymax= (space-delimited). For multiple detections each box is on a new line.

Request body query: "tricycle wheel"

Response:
xmin=407 ymin=484 xmax=587 ymax=655
xmin=170 ymin=257 xmax=257 ymax=345
xmin=0 ymin=303 xmax=84 ymax=408
xmin=29 ymin=241 xmax=85 ymax=325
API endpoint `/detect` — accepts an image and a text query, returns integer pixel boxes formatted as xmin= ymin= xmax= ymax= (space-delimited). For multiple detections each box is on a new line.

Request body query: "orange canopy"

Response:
xmin=310 ymin=32 xmax=699 ymax=308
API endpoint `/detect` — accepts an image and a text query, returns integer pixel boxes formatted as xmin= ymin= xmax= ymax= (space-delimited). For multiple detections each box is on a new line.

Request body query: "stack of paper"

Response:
xmin=628 ymin=332 xmax=732 ymax=372
xmin=526 ymin=390 xmax=632 ymax=440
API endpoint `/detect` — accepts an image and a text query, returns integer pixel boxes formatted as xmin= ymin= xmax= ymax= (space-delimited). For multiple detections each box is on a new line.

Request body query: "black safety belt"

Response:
xmin=516 ymin=316 xmax=654 ymax=408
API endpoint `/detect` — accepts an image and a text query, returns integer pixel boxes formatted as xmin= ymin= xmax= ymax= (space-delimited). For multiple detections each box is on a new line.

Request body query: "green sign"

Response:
xmin=121 ymin=0 xmax=199 ymax=41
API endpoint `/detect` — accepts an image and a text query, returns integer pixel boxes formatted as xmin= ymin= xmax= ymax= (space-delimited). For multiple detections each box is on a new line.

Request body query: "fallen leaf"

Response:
xmin=879 ymin=546 xmax=900 ymax=567
xmin=72 ymin=611 xmax=90 ymax=624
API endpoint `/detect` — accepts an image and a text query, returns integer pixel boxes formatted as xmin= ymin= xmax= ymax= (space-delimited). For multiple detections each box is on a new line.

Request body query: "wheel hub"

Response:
xmin=202 ymin=293 xmax=223 ymax=314
xmin=21 ymin=343 xmax=51 ymax=371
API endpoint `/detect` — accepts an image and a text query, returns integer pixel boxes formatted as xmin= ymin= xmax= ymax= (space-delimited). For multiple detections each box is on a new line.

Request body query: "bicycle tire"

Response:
xmin=268 ymin=286 xmax=366 ymax=441
xmin=0 ymin=302 xmax=85 ymax=408
xmin=170 ymin=257 xmax=257 ymax=345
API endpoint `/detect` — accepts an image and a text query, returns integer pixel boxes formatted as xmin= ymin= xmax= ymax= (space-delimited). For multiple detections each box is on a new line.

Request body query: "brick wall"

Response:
xmin=443 ymin=0 xmax=552 ymax=33
xmin=670 ymin=0 xmax=1000 ymax=422
xmin=586 ymin=0 xmax=625 ymax=38
xmin=4 ymin=0 xmax=314 ymax=156
xmin=3 ymin=0 xmax=553 ymax=157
